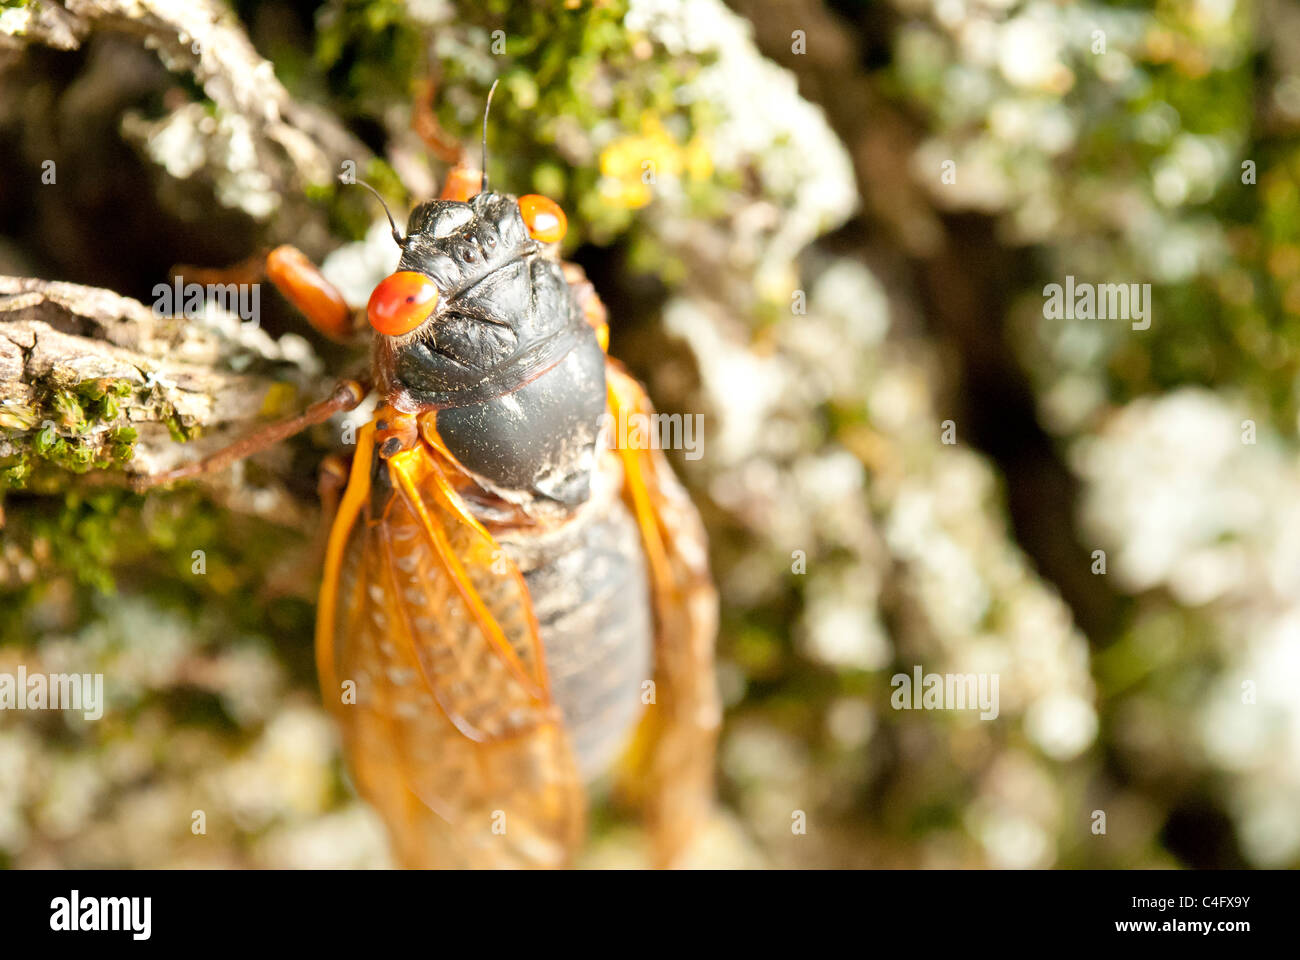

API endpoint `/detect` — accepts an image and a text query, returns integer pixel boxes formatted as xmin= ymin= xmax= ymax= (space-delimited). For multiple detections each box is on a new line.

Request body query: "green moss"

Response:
xmin=1 ymin=454 xmax=31 ymax=488
xmin=77 ymin=378 xmax=133 ymax=422
xmin=1 ymin=479 xmax=313 ymax=608
xmin=49 ymin=388 xmax=87 ymax=433
xmin=23 ymin=490 xmax=130 ymax=594
xmin=308 ymin=0 xmax=721 ymax=251
xmin=162 ymin=413 xmax=194 ymax=444
xmin=109 ymin=425 xmax=138 ymax=464
xmin=2 ymin=377 xmax=145 ymax=483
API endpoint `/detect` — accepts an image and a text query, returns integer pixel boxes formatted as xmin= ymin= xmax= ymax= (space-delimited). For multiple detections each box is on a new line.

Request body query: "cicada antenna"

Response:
xmin=481 ymin=78 xmax=500 ymax=194
xmin=342 ymin=175 xmax=406 ymax=249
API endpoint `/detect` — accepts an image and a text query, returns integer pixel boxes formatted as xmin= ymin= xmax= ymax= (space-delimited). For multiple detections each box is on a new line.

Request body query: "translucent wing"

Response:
xmin=316 ymin=422 xmax=584 ymax=868
xmin=606 ymin=361 xmax=721 ymax=867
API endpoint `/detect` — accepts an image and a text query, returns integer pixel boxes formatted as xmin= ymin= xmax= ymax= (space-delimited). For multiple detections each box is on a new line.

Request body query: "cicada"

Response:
xmin=134 ymin=85 xmax=719 ymax=868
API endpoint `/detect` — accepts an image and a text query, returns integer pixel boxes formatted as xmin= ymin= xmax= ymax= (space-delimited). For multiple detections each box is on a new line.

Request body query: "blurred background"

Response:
xmin=1 ymin=0 xmax=1297 ymax=869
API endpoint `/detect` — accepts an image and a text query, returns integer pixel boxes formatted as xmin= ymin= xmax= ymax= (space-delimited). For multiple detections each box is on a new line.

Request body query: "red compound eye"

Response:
xmin=367 ymin=271 xmax=440 ymax=336
xmin=518 ymin=194 xmax=567 ymax=244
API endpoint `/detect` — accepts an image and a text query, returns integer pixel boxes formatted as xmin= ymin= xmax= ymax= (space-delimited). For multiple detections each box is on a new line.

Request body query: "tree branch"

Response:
xmin=0 ymin=275 xmax=331 ymax=524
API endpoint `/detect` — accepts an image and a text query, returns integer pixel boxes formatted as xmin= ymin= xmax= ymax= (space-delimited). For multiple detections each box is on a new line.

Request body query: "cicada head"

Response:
xmin=366 ymin=190 xmax=582 ymax=406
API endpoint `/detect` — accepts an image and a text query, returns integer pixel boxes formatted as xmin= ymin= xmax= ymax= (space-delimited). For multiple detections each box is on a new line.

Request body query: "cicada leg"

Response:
xmin=437 ymin=160 xmax=483 ymax=203
xmin=129 ymin=380 xmax=367 ymax=492
xmin=411 ymin=68 xmax=494 ymax=205
xmin=264 ymin=245 xmax=362 ymax=343
xmin=317 ymin=453 xmax=352 ymax=530
xmin=169 ymin=251 xmax=266 ymax=287
xmin=412 ymin=70 xmax=465 ymax=166
xmin=169 ymin=246 xmax=361 ymax=343
xmin=131 ymin=241 xmax=371 ymax=489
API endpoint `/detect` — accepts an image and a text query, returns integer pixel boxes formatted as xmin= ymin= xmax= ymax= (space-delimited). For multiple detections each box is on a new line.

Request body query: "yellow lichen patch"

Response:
xmin=598 ymin=113 xmax=712 ymax=210
xmin=259 ymin=381 xmax=300 ymax=419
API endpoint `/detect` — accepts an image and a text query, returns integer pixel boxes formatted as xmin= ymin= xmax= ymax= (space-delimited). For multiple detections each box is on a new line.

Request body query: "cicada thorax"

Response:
xmin=375 ymin=190 xmax=609 ymax=506
xmin=431 ymin=339 xmax=608 ymax=506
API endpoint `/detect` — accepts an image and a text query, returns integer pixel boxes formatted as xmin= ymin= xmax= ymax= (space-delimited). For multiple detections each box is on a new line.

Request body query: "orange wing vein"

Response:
xmin=316 ymin=420 xmax=584 ymax=868
xmin=606 ymin=361 xmax=721 ymax=868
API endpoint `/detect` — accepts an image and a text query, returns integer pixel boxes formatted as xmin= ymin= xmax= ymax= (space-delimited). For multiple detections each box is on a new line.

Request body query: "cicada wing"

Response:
xmin=317 ymin=424 xmax=584 ymax=868
xmin=606 ymin=361 xmax=721 ymax=867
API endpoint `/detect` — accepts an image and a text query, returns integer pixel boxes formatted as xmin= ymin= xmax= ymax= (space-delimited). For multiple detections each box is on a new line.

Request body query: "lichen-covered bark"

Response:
xmin=0 ymin=275 xmax=329 ymax=490
xmin=2 ymin=0 xmax=371 ymax=228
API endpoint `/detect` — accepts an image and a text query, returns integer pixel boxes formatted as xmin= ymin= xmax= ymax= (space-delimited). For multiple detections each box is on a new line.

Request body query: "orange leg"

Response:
xmin=317 ymin=453 xmax=352 ymax=528
xmin=170 ymin=251 xmax=266 ymax=288
xmin=311 ymin=451 xmax=354 ymax=563
xmin=265 ymin=246 xmax=360 ymax=343
xmin=412 ymin=68 xmax=488 ymax=203
xmin=130 ymin=245 xmax=371 ymax=492
xmin=438 ymin=160 xmax=483 ymax=202
xmin=413 ymin=72 xmax=465 ymax=166
xmin=170 ymin=246 xmax=360 ymax=343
